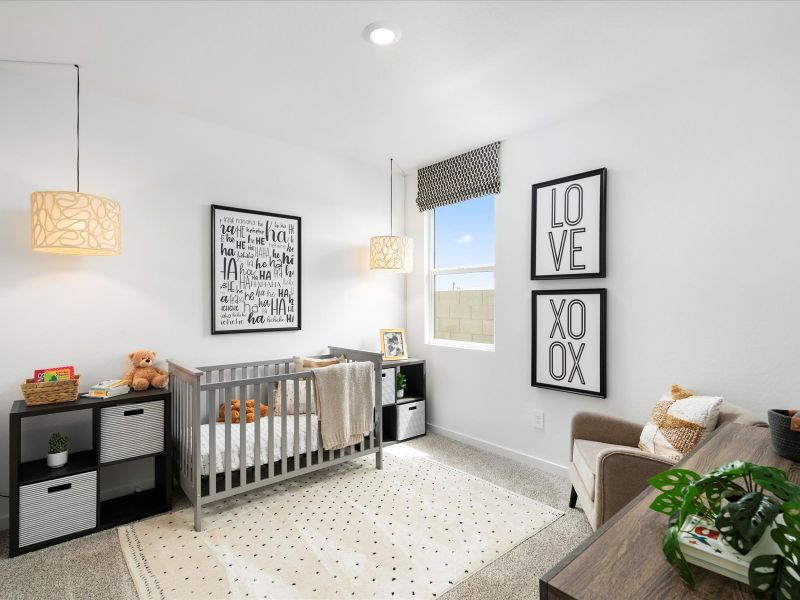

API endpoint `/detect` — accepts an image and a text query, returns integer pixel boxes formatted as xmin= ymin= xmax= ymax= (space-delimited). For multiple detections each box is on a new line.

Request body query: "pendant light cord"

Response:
xmin=389 ymin=158 xmax=393 ymax=236
xmin=76 ymin=65 xmax=80 ymax=193
xmin=0 ymin=59 xmax=81 ymax=192
xmin=387 ymin=158 xmax=408 ymax=237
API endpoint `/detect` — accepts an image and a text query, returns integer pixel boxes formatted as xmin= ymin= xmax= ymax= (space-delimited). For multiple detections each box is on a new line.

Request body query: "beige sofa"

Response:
xmin=569 ymin=403 xmax=766 ymax=530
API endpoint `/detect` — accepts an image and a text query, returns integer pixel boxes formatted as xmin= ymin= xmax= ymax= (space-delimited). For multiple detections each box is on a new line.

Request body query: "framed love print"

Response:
xmin=532 ymin=289 xmax=606 ymax=398
xmin=531 ymin=168 xmax=606 ymax=279
xmin=211 ymin=204 xmax=301 ymax=334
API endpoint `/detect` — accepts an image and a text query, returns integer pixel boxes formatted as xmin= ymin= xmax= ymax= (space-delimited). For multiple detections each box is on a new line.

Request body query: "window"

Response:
xmin=428 ymin=194 xmax=495 ymax=348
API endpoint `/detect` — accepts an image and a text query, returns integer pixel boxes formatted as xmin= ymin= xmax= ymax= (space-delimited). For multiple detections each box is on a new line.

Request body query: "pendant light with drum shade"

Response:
xmin=370 ymin=158 xmax=412 ymax=272
xmin=26 ymin=62 xmax=121 ymax=255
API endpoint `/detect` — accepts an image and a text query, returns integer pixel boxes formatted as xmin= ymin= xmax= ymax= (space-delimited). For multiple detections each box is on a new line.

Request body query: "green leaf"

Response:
xmin=752 ymin=466 xmax=800 ymax=502
xmin=662 ymin=521 xmax=695 ymax=588
xmin=649 ymin=469 xmax=704 ymax=525
xmin=650 ymin=492 xmax=682 ymax=516
xmin=771 ymin=526 xmax=800 ymax=565
xmin=700 ymin=478 xmax=741 ymax=514
xmin=781 ymin=502 xmax=800 ymax=530
xmin=677 ymin=485 xmax=708 ymax=526
xmin=649 ymin=469 xmax=701 ymax=494
xmin=715 ymin=492 xmax=781 ymax=555
xmin=748 ymin=555 xmax=800 ymax=599
xmin=704 ymin=460 xmax=754 ymax=481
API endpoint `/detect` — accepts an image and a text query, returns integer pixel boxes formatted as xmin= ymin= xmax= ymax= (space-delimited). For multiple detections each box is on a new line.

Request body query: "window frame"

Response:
xmin=425 ymin=196 xmax=496 ymax=351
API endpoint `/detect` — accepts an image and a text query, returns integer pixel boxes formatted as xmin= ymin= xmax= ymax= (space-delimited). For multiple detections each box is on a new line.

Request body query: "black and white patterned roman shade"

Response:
xmin=415 ymin=142 xmax=501 ymax=211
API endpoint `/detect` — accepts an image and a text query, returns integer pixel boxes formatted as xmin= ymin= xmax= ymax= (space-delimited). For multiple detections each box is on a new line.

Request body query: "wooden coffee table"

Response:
xmin=540 ymin=423 xmax=800 ymax=599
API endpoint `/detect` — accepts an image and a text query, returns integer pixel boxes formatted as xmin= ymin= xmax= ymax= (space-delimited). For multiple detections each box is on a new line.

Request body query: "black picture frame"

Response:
xmin=531 ymin=288 xmax=606 ymax=398
xmin=211 ymin=204 xmax=302 ymax=334
xmin=531 ymin=167 xmax=606 ymax=280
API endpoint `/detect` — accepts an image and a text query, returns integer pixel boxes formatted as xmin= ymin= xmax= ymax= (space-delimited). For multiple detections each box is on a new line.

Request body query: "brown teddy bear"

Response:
xmin=123 ymin=349 xmax=169 ymax=391
xmin=218 ymin=399 xmax=267 ymax=423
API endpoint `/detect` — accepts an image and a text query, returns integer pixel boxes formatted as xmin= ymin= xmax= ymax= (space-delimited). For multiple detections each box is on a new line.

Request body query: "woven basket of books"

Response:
xmin=20 ymin=376 xmax=81 ymax=406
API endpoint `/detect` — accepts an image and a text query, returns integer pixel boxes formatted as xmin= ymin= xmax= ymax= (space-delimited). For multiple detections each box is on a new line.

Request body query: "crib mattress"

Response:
xmin=200 ymin=415 xmax=320 ymax=476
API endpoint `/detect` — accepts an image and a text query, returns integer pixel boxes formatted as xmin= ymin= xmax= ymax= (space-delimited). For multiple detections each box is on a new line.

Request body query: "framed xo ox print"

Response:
xmin=532 ymin=289 xmax=606 ymax=398
xmin=531 ymin=168 xmax=606 ymax=279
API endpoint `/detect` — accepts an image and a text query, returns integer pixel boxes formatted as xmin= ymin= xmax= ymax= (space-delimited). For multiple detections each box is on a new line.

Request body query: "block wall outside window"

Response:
xmin=434 ymin=290 xmax=494 ymax=344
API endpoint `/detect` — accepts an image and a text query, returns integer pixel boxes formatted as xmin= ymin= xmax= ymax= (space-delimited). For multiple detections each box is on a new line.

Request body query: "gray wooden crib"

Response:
xmin=167 ymin=346 xmax=383 ymax=531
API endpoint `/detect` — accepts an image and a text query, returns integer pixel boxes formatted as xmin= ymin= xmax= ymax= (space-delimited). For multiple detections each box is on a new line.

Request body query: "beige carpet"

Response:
xmin=119 ymin=445 xmax=563 ymax=599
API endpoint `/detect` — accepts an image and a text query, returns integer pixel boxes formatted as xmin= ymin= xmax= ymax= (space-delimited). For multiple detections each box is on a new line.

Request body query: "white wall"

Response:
xmin=406 ymin=39 xmax=800 ymax=475
xmin=0 ymin=63 xmax=404 ymax=524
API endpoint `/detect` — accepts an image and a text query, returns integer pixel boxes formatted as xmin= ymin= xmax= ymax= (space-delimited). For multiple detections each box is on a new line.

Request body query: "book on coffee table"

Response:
xmin=678 ymin=514 xmax=782 ymax=584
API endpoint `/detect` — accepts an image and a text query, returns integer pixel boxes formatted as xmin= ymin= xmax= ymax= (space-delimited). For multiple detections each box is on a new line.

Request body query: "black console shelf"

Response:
xmin=8 ymin=388 xmax=172 ymax=557
xmin=381 ymin=358 xmax=427 ymax=444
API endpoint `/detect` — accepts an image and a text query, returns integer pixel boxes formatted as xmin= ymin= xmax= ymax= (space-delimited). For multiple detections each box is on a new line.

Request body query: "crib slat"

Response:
xmin=254 ymin=382 xmax=262 ymax=482
xmin=280 ymin=379 xmax=288 ymax=475
xmin=181 ymin=380 xmax=188 ymax=478
xmin=190 ymin=384 xmax=195 ymax=483
xmin=209 ymin=388 xmax=216 ymax=495
xmin=267 ymin=380 xmax=275 ymax=479
xmin=293 ymin=379 xmax=300 ymax=470
xmin=317 ymin=416 xmax=324 ymax=465
xmin=224 ymin=387 xmax=232 ymax=492
xmin=368 ymin=402 xmax=374 ymax=451
xmin=239 ymin=384 xmax=247 ymax=486
xmin=305 ymin=380 xmax=312 ymax=467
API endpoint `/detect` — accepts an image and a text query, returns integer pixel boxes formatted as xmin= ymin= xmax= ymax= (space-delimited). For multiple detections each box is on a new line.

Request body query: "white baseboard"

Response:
xmin=426 ymin=422 xmax=569 ymax=477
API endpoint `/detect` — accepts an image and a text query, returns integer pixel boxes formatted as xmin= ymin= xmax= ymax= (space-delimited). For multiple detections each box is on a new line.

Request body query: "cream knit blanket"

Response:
xmin=312 ymin=362 xmax=374 ymax=450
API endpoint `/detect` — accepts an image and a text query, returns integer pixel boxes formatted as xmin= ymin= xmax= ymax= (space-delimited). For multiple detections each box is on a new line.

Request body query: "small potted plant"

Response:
xmin=396 ymin=372 xmax=407 ymax=399
xmin=47 ymin=432 xmax=68 ymax=468
xmin=649 ymin=460 xmax=800 ymax=596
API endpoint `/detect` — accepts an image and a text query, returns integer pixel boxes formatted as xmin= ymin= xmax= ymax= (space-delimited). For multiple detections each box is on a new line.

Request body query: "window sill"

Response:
xmin=427 ymin=339 xmax=495 ymax=352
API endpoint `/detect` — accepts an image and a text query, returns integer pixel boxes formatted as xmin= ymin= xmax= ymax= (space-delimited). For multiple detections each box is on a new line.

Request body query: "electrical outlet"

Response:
xmin=533 ymin=409 xmax=544 ymax=429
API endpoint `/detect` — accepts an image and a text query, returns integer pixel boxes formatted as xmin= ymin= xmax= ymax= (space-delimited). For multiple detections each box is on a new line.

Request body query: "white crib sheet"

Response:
xmin=200 ymin=415 xmax=320 ymax=476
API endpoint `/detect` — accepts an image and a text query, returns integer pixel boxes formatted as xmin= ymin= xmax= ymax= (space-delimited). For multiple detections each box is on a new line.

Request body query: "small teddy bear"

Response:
xmin=123 ymin=349 xmax=169 ymax=392
xmin=218 ymin=399 xmax=267 ymax=423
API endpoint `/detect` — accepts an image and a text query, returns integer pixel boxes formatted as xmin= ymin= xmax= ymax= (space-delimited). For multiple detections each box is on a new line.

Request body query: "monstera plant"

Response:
xmin=648 ymin=461 xmax=800 ymax=598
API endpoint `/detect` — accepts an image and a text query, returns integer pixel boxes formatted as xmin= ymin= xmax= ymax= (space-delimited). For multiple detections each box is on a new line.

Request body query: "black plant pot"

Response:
xmin=768 ymin=410 xmax=800 ymax=462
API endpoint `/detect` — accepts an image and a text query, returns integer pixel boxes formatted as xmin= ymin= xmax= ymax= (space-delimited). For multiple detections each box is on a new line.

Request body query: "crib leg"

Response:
xmin=194 ymin=500 xmax=203 ymax=532
xmin=375 ymin=448 xmax=383 ymax=470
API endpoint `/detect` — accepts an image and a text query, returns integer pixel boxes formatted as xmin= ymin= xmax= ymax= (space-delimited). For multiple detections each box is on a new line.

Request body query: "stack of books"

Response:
xmin=678 ymin=513 xmax=782 ymax=583
xmin=84 ymin=379 xmax=130 ymax=399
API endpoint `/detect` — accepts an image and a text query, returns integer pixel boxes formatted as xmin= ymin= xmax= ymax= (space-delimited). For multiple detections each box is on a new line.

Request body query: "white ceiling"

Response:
xmin=1 ymin=1 xmax=798 ymax=169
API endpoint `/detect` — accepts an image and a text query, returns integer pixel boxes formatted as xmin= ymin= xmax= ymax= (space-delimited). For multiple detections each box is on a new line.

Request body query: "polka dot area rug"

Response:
xmin=119 ymin=445 xmax=563 ymax=599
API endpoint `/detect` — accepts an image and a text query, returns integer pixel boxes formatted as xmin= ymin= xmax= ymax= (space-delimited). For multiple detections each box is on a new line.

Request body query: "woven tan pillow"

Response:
xmin=638 ymin=385 xmax=724 ymax=461
xmin=273 ymin=356 xmax=345 ymax=415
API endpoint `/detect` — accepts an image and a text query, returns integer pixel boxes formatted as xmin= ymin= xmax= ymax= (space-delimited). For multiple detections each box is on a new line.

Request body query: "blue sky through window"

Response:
xmin=434 ymin=195 xmax=494 ymax=291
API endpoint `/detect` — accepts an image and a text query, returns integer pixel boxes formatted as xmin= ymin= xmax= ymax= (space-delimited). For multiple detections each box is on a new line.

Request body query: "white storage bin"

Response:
xmin=19 ymin=471 xmax=96 ymax=547
xmin=396 ymin=400 xmax=425 ymax=441
xmin=381 ymin=368 xmax=396 ymax=405
xmin=100 ymin=400 xmax=164 ymax=463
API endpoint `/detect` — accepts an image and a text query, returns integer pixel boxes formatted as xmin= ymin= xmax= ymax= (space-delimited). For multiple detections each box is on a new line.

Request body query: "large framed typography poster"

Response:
xmin=211 ymin=205 xmax=301 ymax=334
xmin=531 ymin=168 xmax=606 ymax=279
xmin=532 ymin=288 xmax=606 ymax=398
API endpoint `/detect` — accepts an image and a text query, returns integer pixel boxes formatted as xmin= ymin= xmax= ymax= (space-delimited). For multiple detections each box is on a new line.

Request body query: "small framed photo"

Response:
xmin=532 ymin=289 xmax=606 ymax=398
xmin=531 ymin=168 xmax=606 ymax=279
xmin=380 ymin=328 xmax=408 ymax=361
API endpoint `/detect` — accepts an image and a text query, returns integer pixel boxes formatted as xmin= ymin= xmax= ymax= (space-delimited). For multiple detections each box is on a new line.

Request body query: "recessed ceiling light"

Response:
xmin=363 ymin=22 xmax=401 ymax=46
